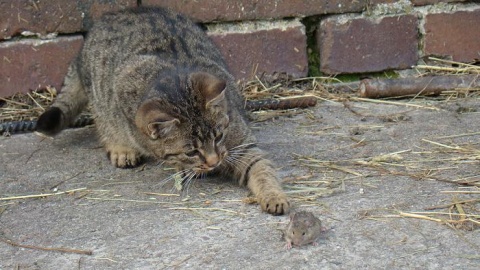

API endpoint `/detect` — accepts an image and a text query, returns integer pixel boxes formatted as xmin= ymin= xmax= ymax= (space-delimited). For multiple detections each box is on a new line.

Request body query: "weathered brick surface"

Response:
xmin=368 ymin=0 xmax=402 ymax=4
xmin=143 ymin=0 xmax=366 ymax=22
xmin=208 ymin=21 xmax=308 ymax=80
xmin=318 ymin=15 xmax=419 ymax=74
xmin=0 ymin=0 xmax=136 ymax=40
xmin=424 ymin=9 xmax=480 ymax=62
xmin=412 ymin=0 xmax=468 ymax=5
xmin=370 ymin=0 xmax=468 ymax=5
xmin=0 ymin=36 xmax=83 ymax=97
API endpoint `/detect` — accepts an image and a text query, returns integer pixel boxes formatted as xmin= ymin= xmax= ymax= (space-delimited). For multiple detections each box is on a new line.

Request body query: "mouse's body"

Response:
xmin=284 ymin=211 xmax=324 ymax=249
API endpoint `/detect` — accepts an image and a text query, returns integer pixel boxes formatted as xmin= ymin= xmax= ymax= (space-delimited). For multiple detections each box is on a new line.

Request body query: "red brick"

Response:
xmin=318 ymin=15 xmax=419 ymax=74
xmin=0 ymin=0 xmax=136 ymax=40
xmin=424 ymin=9 xmax=480 ymax=62
xmin=0 ymin=36 xmax=83 ymax=97
xmin=143 ymin=0 xmax=366 ymax=22
xmin=208 ymin=21 xmax=308 ymax=80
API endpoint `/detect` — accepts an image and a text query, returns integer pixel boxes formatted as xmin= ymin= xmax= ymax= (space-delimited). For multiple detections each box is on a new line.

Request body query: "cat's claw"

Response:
xmin=260 ymin=193 xmax=290 ymax=215
xmin=107 ymin=145 xmax=141 ymax=168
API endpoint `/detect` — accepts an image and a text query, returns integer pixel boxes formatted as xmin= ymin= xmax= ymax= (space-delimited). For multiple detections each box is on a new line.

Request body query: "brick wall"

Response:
xmin=0 ymin=0 xmax=479 ymax=97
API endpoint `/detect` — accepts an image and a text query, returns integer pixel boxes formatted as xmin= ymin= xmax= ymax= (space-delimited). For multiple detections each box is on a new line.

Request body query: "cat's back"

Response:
xmin=82 ymin=7 xmax=224 ymax=67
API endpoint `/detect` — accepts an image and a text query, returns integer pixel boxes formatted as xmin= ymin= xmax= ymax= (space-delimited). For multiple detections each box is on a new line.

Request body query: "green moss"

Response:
xmin=301 ymin=16 xmax=322 ymax=77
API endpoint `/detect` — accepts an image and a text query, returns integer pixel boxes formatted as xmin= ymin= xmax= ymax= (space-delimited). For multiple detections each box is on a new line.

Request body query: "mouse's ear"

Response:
xmin=304 ymin=219 xmax=313 ymax=227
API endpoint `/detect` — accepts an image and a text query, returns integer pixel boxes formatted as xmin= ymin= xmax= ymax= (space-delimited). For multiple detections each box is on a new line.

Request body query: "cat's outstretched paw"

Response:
xmin=106 ymin=145 xmax=142 ymax=168
xmin=260 ymin=192 xmax=290 ymax=215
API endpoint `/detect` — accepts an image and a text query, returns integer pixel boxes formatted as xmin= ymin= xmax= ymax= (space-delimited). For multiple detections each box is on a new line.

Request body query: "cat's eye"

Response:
xmin=185 ymin=150 xmax=199 ymax=157
xmin=214 ymin=133 xmax=224 ymax=144
xmin=302 ymin=232 xmax=306 ymax=236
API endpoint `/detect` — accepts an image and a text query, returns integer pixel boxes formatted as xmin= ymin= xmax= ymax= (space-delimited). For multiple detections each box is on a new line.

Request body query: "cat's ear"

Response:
xmin=189 ymin=72 xmax=227 ymax=109
xmin=135 ymin=100 xmax=179 ymax=140
xmin=145 ymin=116 xmax=179 ymax=140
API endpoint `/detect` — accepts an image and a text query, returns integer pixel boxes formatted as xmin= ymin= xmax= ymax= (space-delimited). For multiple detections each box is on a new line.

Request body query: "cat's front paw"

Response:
xmin=106 ymin=145 xmax=142 ymax=168
xmin=259 ymin=192 xmax=290 ymax=215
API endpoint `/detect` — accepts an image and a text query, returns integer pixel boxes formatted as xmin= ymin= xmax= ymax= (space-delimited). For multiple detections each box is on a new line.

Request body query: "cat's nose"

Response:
xmin=205 ymin=154 xmax=220 ymax=168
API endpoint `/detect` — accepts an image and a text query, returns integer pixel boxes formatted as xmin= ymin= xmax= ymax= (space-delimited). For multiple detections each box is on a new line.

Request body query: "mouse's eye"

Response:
xmin=302 ymin=232 xmax=306 ymax=236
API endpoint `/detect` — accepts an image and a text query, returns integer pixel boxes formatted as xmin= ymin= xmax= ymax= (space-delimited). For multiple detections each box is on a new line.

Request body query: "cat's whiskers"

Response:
xmin=224 ymin=156 xmax=246 ymax=172
xmin=225 ymin=154 xmax=254 ymax=171
xmin=228 ymin=149 xmax=262 ymax=161
xmin=228 ymin=143 xmax=256 ymax=151
xmin=181 ymin=170 xmax=199 ymax=196
xmin=156 ymin=168 xmax=191 ymax=189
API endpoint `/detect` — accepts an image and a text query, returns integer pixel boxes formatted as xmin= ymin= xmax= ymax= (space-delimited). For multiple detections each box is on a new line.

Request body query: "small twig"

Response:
xmin=416 ymin=65 xmax=479 ymax=74
xmin=350 ymin=97 xmax=440 ymax=110
xmin=26 ymin=92 xmax=44 ymax=110
xmin=85 ymin=197 xmax=183 ymax=204
xmin=50 ymin=171 xmax=83 ymax=190
xmin=440 ymin=191 xmax=480 ymax=194
xmin=168 ymin=207 xmax=244 ymax=215
xmin=245 ymin=95 xmax=317 ymax=111
xmin=422 ymin=139 xmax=465 ymax=151
xmin=0 ymin=96 xmax=30 ymax=107
xmin=143 ymin=192 xmax=180 ymax=197
xmin=428 ymin=57 xmax=480 ymax=68
xmin=0 ymin=237 xmax=93 ymax=255
xmin=0 ymin=187 xmax=87 ymax=201
xmin=25 ymin=138 xmax=47 ymax=164
xmin=425 ymin=199 xmax=480 ymax=210
xmin=453 ymin=197 xmax=467 ymax=223
xmin=398 ymin=211 xmax=443 ymax=222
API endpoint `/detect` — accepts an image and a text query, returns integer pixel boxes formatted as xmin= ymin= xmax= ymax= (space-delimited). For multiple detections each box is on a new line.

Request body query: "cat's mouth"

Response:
xmin=194 ymin=161 xmax=222 ymax=173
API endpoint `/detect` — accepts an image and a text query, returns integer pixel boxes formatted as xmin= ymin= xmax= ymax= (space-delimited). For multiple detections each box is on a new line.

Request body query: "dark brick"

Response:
xmin=0 ymin=0 xmax=136 ymax=40
xmin=318 ymin=15 xmax=419 ymax=74
xmin=424 ymin=9 xmax=480 ymax=62
xmin=0 ymin=36 xmax=83 ymax=97
xmin=143 ymin=0 xmax=366 ymax=22
xmin=208 ymin=21 xmax=308 ymax=80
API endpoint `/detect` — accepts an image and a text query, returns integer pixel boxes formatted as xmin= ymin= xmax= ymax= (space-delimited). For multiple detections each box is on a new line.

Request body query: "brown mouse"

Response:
xmin=284 ymin=211 xmax=326 ymax=249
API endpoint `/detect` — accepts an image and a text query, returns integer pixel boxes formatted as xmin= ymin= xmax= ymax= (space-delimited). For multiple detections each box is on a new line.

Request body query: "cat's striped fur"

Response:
xmin=37 ymin=7 xmax=289 ymax=215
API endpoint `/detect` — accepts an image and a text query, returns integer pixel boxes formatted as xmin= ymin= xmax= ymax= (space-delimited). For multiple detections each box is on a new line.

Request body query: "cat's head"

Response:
xmin=135 ymin=72 xmax=230 ymax=173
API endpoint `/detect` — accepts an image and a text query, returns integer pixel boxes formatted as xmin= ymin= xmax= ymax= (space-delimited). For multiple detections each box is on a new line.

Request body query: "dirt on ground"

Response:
xmin=1 ymin=98 xmax=479 ymax=269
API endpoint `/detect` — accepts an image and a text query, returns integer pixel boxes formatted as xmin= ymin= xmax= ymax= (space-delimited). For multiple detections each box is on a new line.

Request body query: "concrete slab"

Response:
xmin=1 ymin=100 xmax=479 ymax=269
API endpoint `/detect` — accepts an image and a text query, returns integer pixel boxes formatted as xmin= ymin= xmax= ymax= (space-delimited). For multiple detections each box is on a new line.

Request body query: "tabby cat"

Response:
xmin=37 ymin=7 xmax=289 ymax=215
